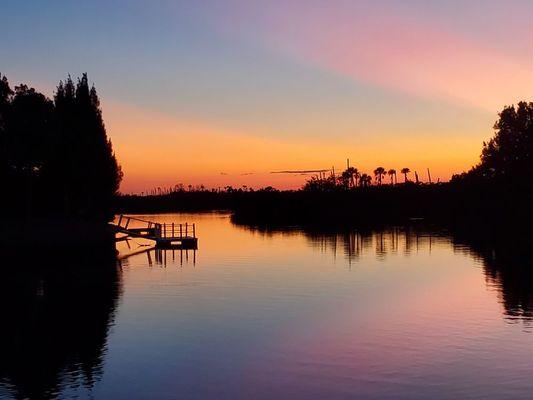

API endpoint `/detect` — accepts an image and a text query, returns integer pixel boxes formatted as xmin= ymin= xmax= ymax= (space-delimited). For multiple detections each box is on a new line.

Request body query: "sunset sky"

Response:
xmin=3 ymin=1 xmax=533 ymax=193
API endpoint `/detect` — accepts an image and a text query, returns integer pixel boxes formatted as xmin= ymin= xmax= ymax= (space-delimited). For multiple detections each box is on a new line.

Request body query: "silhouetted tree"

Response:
xmin=0 ymin=80 xmax=54 ymax=219
xmin=353 ymin=168 xmax=360 ymax=187
xmin=338 ymin=166 xmax=358 ymax=189
xmin=0 ymin=74 xmax=14 ymax=197
xmin=387 ymin=168 xmax=396 ymax=184
xmin=401 ymin=167 xmax=410 ymax=183
xmin=338 ymin=170 xmax=350 ymax=189
xmin=303 ymin=173 xmax=337 ymax=191
xmin=46 ymin=74 xmax=122 ymax=220
xmin=374 ymin=167 xmax=386 ymax=185
xmin=459 ymin=102 xmax=533 ymax=185
xmin=7 ymin=85 xmax=54 ymax=176
xmin=359 ymin=173 xmax=372 ymax=187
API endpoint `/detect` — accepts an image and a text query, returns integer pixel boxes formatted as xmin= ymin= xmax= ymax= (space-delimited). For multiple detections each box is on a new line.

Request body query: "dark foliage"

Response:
xmin=453 ymin=101 xmax=533 ymax=186
xmin=0 ymin=73 xmax=122 ymax=221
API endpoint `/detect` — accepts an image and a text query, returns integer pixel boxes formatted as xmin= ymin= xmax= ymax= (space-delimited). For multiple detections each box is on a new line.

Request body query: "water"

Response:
xmin=2 ymin=212 xmax=533 ymax=399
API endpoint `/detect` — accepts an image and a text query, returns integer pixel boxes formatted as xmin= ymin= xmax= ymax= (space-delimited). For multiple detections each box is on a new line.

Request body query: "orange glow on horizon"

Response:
xmin=105 ymin=102 xmax=484 ymax=194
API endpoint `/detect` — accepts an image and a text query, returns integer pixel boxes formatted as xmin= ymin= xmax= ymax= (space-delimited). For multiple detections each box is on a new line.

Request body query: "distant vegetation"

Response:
xmin=301 ymin=164 xmax=420 ymax=191
xmin=0 ymin=73 xmax=122 ymax=221
xmin=118 ymin=101 xmax=533 ymax=233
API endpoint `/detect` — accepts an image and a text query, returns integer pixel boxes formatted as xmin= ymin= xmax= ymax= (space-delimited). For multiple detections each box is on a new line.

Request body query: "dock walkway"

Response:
xmin=111 ymin=215 xmax=198 ymax=249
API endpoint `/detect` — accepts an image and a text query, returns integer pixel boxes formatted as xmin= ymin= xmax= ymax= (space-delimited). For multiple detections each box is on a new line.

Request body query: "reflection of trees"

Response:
xmin=453 ymin=236 xmax=533 ymax=324
xmin=233 ymin=219 xmax=533 ymax=324
xmin=232 ymin=222 xmax=446 ymax=263
xmin=311 ymin=229 xmax=533 ymax=325
xmin=304 ymin=227 xmax=444 ymax=263
xmin=0 ymin=247 xmax=122 ymax=400
xmin=308 ymin=228 xmax=533 ymax=324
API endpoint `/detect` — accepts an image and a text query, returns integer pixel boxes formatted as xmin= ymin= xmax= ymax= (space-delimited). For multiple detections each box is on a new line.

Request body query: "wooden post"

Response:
xmin=163 ymin=224 xmax=166 ymax=238
xmin=180 ymin=224 xmax=183 ymax=237
xmin=172 ymin=222 xmax=175 ymax=237
xmin=185 ymin=223 xmax=188 ymax=237
xmin=193 ymin=223 xmax=196 ymax=238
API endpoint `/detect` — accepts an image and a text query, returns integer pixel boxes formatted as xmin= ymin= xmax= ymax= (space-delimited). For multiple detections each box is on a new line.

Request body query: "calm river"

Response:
xmin=2 ymin=212 xmax=533 ymax=399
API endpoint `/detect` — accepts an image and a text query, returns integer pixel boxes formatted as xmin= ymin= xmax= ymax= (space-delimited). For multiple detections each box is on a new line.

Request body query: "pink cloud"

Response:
xmin=218 ymin=1 xmax=533 ymax=111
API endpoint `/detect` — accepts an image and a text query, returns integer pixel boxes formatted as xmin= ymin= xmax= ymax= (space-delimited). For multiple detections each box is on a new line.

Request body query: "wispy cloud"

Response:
xmin=271 ymin=169 xmax=329 ymax=174
xmin=216 ymin=1 xmax=533 ymax=111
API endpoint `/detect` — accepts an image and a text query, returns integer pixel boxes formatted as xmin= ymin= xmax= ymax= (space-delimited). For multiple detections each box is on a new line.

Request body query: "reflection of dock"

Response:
xmin=117 ymin=245 xmax=196 ymax=267
xmin=149 ymin=248 xmax=196 ymax=267
xmin=111 ymin=215 xmax=198 ymax=249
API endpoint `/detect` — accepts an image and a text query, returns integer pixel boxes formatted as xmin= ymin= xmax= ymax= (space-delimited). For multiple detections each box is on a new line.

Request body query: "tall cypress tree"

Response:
xmin=49 ymin=73 xmax=122 ymax=220
xmin=0 ymin=73 xmax=122 ymax=221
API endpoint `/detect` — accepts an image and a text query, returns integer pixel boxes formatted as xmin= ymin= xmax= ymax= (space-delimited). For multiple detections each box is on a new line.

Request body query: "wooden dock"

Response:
xmin=111 ymin=215 xmax=198 ymax=249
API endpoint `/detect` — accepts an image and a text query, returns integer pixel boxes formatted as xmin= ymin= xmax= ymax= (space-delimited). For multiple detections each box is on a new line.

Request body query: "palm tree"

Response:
xmin=387 ymin=169 xmax=396 ymax=184
xmin=359 ymin=173 xmax=372 ymax=187
xmin=339 ymin=166 xmax=359 ymax=189
xmin=353 ymin=168 xmax=360 ymax=187
xmin=347 ymin=167 xmax=356 ymax=188
xmin=347 ymin=166 xmax=359 ymax=188
xmin=339 ymin=169 xmax=351 ymax=188
xmin=401 ymin=167 xmax=411 ymax=183
xmin=374 ymin=167 xmax=386 ymax=185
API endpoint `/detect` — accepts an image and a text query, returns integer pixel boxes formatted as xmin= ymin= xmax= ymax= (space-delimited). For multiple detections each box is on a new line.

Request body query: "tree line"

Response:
xmin=0 ymin=73 xmax=122 ymax=221
xmin=118 ymin=99 xmax=533 ymax=229
xmin=303 ymin=165 xmax=421 ymax=191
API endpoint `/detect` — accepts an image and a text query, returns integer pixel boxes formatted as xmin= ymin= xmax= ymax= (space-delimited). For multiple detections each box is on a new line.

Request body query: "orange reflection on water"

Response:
xmin=109 ymin=213 xmax=533 ymax=399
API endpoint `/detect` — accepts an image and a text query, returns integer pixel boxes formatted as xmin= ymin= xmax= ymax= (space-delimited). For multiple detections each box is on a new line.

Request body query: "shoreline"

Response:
xmin=0 ymin=219 xmax=116 ymax=251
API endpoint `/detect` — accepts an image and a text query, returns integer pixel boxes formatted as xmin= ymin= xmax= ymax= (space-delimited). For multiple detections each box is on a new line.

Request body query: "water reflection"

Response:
xmin=453 ymin=236 xmax=533 ymax=326
xmin=0 ymin=247 xmax=122 ymax=400
xmin=118 ymin=247 xmax=197 ymax=268
xmin=236 ymin=224 xmax=447 ymax=262
xmin=303 ymin=227 xmax=445 ymax=263
xmin=150 ymin=248 xmax=197 ymax=267
xmin=4 ymin=214 xmax=533 ymax=400
xmin=235 ymin=221 xmax=533 ymax=325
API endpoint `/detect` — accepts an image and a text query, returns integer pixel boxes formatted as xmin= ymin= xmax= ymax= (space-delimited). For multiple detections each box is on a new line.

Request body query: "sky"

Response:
xmin=2 ymin=0 xmax=533 ymax=193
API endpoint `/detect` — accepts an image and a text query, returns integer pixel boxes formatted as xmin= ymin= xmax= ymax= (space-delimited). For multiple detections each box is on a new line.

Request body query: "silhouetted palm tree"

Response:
xmin=387 ymin=169 xmax=396 ymax=184
xmin=359 ymin=173 xmax=372 ymax=187
xmin=338 ymin=170 xmax=350 ymax=188
xmin=401 ymin=167 xmax=410 ymax=183
xmin=374 ymin=167 xmax=386 ymax=185
xmin=353 ymin=168 xmax=360 ymax=187
xmin=346 ymin=166 xmax=358 ymax=188
xmin=338 ymin=166 xmax=360 ymax=189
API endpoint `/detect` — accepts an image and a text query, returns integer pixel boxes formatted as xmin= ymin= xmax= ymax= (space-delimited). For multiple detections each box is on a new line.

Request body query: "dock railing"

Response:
xmin=115 ymin=215 xmax=196 ymax=239
xmin=158 ymin=222 xmax=196 ymax=239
